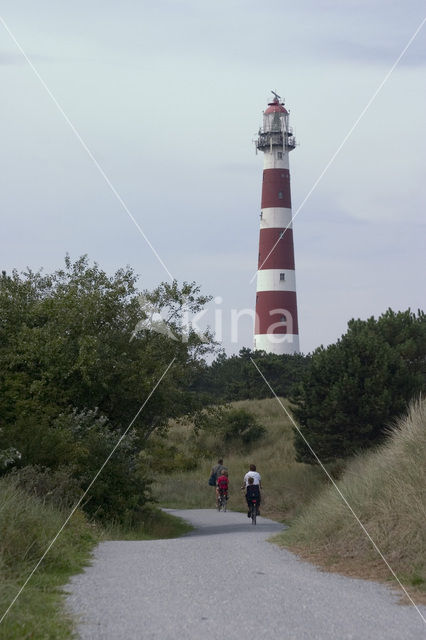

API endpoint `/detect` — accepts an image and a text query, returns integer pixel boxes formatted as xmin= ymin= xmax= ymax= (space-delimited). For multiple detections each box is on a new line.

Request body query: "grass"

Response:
xmin=0 ymin=477 xmax=192 ymax=639
xmin=274 ymin=397 xmax=426 ymax=599
xmin=153 ymin=397 xmax=326 ymax=520
xmin=0 ymin=476 xmax=97 ymax=640
xmin=101 ymin=507 xmax=193 ymax=541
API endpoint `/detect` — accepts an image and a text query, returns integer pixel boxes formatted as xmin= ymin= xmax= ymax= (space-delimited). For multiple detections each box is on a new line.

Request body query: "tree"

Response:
xmin=0 ymin=256 xmax=217 ymax=520
xmin=292 ymin=309 xmax=426 ymax=463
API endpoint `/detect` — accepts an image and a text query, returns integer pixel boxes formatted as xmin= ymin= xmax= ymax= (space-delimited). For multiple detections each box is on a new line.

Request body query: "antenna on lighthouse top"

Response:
xmin=271 ymin=90 xmax=282 ymax=102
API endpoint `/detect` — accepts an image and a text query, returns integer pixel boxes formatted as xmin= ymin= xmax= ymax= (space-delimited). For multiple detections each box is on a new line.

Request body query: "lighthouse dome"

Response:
xmin=265 ymin=97 xmax=288 ymax=115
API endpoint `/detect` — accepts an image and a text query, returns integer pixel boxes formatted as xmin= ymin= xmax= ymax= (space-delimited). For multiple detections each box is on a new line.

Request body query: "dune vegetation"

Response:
xmin=0 ymin=476 xmax=96 ymax=640
xmin=274 ymin=398 xmax=426 ymax=597
xmin=153 ymin=397 xmax=326 ymax=519
xmin=154 ymin=396 xmax=426 ymax=600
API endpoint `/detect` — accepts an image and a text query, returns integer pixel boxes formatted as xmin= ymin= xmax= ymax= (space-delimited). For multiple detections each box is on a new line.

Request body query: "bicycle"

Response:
xmin=249 ymin=498 xmax=257 ymax=525
xmin=217 ymin=492 xmax=228 ymax=512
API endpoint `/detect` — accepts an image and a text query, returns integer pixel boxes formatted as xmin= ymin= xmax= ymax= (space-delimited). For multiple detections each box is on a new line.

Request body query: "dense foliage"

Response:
xmin=194 ymin=347 xmax=310 ymax=402
xmin=0 ymin=256 xmax=216 ymax=522
xmin=292 ymin=309 xmax=426 ymax=463
xmin=202 ymin=406 xmax=266 ymax=446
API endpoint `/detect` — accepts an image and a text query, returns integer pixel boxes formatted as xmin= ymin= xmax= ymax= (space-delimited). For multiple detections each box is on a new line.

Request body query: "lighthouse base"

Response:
xmin=254 ymin=333 xmax=300 ymax=356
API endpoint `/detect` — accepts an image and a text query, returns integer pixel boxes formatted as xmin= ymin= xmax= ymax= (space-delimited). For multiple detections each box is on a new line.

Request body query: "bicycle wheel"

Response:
xmin=251 ymin=502 xmax=257 ymax=525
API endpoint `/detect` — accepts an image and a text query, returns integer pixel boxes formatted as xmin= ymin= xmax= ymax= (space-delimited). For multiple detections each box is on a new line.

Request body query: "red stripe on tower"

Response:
xmin=261 ymin=169 xmax=291 ymax=209
xmin=254 ymin=92 xmax=300 ymax=355
xmin=258 ymin=228 xmax=295 ymax=270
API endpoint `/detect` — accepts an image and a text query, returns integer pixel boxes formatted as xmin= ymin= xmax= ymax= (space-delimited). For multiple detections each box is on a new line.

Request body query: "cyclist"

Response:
xmin=242 ymin=464 xmax=261 ymax=515
xmin=243 ymin=463 xmax=261 ymax=489
xmin=210 ymin=458 xmax=226 ymax=483
xmin=210 ymin=458 xmax=226 ymax=507
xmin=216 ymin=469 xmax=229 ymax=507
xmin=245 ymin=476 xmax=261 ymax=517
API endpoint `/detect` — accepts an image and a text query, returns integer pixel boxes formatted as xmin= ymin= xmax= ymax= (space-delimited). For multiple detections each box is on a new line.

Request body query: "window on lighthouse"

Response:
xmin=280 ymin=273 xmax=285 ymax=281
xmin=278 ymin=151 xmax=283 ymax=159
xmin=278 ymin=191 xmax=283 ymax=199
xmin=281 ymin=314 xmax=287 ymax=323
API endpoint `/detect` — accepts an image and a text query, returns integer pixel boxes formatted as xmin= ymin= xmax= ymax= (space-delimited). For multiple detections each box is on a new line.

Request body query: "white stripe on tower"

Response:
xmin=254 ymin=93 xmax=300 ymax=355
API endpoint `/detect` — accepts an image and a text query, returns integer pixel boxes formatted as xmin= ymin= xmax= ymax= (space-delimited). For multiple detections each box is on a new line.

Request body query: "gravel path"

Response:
xmin=66 ymin=509 xmax=426 ymax=639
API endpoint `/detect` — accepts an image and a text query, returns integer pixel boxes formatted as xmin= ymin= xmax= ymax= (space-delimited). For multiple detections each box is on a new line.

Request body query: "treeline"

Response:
xmin=0 ymin=256 xmax=216 ymax=524
xmin=192 ymin=348 xmax=311 ymax=402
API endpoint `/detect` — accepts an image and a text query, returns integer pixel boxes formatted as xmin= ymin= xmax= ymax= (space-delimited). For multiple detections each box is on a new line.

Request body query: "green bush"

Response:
xmin=139 ymin=437 xmax=198 ymax=474
xmin=201 ymin=407 xmax=266 ymax=447
xmin=9 ymin=465 xmax=81 ymax=509
xmin=2 ymin=408 xmax=153 ymax=525
xmin=219 ymin=408 xmax=266 ymax=445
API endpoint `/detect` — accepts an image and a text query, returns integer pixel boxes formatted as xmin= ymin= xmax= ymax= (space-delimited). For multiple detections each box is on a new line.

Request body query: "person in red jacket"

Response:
xmin=216 ymin=469 xmax=229 ymax=507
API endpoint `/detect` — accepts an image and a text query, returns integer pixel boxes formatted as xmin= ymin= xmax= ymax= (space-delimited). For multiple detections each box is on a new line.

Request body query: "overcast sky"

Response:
xmin=1 ymin=1 xmax=425 ymax=355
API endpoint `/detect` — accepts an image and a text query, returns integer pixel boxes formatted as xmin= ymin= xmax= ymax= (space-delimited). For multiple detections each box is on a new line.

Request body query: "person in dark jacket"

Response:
xmin=245 ymin=476 xmax=261 ymax=516
xmin=211 ymin=458 xmax=226 ymax=481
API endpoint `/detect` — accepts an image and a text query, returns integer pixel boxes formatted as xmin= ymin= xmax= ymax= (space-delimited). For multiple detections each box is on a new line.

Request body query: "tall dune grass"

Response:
xmin=153 ymin=398 xmax=325 ymax=519
xmin=0 ymin=475 xmax=97 ymax=639
xmin=275 ymin=398 xmax=426 ymax=590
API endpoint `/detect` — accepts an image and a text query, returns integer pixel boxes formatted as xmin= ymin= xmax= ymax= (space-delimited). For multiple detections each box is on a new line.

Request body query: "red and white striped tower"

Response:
xmin=254 ymin=92 xmax=300 ymax=355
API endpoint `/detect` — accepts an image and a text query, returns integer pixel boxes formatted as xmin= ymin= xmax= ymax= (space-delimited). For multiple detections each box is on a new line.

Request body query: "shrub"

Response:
xmin=139 ymin=438 xmax=198 ymax=474
xmin=202 ymin=407 xmax=266 ymax=447
xmin=7 ymin=409 xmax=153 ymax=525
xmin=9 ymin=465 xmax=81 ymax=509
xmin=220 ymin=408 xmax=266 ymax=445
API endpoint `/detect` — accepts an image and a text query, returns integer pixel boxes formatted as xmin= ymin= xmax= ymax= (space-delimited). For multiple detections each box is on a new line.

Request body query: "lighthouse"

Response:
xmin=254 ymin=92 xmax=300 ymax=355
